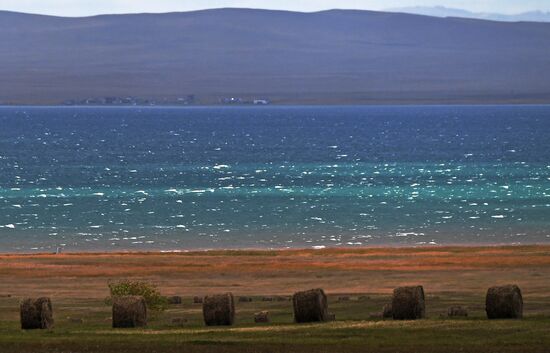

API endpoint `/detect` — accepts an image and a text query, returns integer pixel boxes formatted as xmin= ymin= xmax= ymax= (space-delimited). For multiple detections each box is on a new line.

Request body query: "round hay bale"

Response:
xmin=238 ymin=296 xmax=253 ymax=303
xmin=391 ymin=286 xmax=425 ymax=320
xmin=112 ymin=296 xmax=147 ymax=328
xmin=20 ymin=297 xmax=54 ymax=330
xmin=262 ymin=296 xmax=274 ymax=302
xmin=193 ymin=296 xmax=203 ymax=304
xmin=292 ymin=288 xmax=328 ymax=323
xmin=382 ymin=303 xmax=393 ymax=319
xmin=485 ymin=285 xmax=523 ymax=319
xmin=338 ymin=296 xmax=350 ymax=302
xmin=448 ymin=306 xmax=468 ymax=317
xmin=254 ymin=311 xmax=270 ymax=323
xmin=167 ymin=296 xmax=182 ymax=305
xmin=203 ymin=293 xmax=235 ymax=326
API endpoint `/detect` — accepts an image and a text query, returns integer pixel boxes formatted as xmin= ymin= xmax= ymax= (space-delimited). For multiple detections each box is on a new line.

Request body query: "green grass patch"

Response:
xmin=1 ymin=294 xmax=550 ymax=353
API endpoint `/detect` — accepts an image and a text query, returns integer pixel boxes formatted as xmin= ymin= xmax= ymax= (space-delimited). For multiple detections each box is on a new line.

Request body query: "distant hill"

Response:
xmin=388 ymin=6 xmax=550 ymax=23
xmin=1 ymin=8 xmax=550 ymax=105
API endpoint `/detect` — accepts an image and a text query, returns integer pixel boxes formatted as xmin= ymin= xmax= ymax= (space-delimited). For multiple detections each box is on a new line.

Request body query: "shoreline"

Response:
xmin=0 ymin=242 xmax=547 ymax=256
xmin=0 ymin=243 xmax=543 ymax=256
xmin=2 ymin=102 xmax=550 ymax=108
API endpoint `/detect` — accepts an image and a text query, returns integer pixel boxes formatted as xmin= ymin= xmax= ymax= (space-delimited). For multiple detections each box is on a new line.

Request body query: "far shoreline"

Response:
xmin=1 ymin=102 xmax=550 ymax=108
xmin=2 ymin=243 xmax=549 ymax=256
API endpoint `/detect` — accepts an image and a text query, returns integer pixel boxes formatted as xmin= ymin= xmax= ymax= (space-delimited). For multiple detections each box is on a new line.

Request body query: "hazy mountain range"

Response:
xmin=388 ymin=6 xmax=550 ymax=23
xmin=1 ymin=8 xmax=550 ymax=105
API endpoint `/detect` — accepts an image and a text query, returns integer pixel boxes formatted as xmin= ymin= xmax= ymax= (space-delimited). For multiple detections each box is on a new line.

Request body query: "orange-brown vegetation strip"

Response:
xmin=2 ymin=246 xmax=550 ymax=276
xmin=1 ymin=245 xmax=550 ymax=298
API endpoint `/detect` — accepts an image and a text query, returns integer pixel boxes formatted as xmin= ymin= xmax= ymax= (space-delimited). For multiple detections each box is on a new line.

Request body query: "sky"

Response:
xmin=0 ymin=0 xmax=549 ymax=17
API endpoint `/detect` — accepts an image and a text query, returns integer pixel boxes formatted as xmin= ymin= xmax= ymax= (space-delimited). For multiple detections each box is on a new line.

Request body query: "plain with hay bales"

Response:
xmin=238 ymin=296 xmax=253 ymax=303
xmin=112 ymin=296 xmax=147 ymax=328
xmin=486 ymin=285 xmax=523 ymax=319
xmin=292 ymin=288 xmax=328 ymax=323
xmin=2 ymin=246 xmax=550 ymax=353
xmin=392 ymin=286 xmax=426 ymax=320
xmin=203 ymin=293 xmax=235 ymax=326
xmin=20 ymin=297 xmax=54 ymax=330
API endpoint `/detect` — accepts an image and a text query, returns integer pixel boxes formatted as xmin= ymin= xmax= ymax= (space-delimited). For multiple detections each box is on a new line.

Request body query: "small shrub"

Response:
xmin=107 ymin=280 xmax=167 ymax=312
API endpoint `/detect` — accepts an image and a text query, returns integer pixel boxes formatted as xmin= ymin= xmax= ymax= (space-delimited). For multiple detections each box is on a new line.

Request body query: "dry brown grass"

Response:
xmin=1 ymin=245 xmax=550 ymax=299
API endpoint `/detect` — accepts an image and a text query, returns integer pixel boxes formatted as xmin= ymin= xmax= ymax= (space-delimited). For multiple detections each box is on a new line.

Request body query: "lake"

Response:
xmin=0 ymin=105 xmax=549 ymax=252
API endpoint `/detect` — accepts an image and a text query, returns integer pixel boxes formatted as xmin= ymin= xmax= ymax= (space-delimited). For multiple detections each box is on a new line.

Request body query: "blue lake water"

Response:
xmin=0 ymin=105 xmax=549 ymax=252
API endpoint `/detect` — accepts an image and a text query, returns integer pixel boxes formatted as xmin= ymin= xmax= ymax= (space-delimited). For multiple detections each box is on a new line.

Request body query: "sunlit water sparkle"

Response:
xmin=0 ymin=105 xmax=549 ymax=252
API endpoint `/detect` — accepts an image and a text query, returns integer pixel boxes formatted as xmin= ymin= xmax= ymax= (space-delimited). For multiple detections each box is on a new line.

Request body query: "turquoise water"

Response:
xmin=0 ymin=105 xmax=549 ymax=252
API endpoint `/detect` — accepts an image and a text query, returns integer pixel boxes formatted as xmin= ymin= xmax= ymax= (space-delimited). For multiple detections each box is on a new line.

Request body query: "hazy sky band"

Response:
xmin=0 ymin=0 xmax=548 ymax=17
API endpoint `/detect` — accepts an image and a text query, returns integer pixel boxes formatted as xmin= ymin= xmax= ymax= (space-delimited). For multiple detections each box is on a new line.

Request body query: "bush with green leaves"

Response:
xmin=107 ymin=280 xmax=167 ymax=312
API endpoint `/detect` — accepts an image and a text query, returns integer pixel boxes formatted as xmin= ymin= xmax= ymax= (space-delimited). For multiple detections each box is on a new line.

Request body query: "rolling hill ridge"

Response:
xmin=1 ymin=8 xmax=550 ymax=104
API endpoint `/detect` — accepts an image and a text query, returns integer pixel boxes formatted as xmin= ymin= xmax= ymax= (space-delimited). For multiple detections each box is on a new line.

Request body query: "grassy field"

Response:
xmin=1 ymin=246 xmax=550 ymax=352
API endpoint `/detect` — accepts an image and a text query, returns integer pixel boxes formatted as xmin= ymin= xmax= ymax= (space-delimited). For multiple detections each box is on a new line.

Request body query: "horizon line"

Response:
xmin=1 ymin=6 xmax=549 ymax=20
